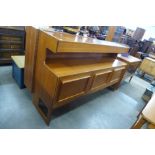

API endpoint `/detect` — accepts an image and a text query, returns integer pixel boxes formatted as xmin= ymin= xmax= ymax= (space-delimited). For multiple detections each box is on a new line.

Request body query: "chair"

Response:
xmin=131 ymin=94 xmax=155 ymax=129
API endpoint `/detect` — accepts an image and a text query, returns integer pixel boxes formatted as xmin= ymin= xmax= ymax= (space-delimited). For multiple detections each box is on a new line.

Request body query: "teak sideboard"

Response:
xmin=24 ymin=26 xmax=129 ymax=125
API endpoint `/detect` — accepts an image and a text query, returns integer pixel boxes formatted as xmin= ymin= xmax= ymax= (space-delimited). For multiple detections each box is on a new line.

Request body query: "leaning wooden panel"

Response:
xmin=24 ymin=26 xmax=39 ymax=92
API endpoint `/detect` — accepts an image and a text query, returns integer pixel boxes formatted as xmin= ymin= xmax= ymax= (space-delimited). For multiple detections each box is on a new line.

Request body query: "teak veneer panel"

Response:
xmin=45 ymin=58 xmax=126 ymax=77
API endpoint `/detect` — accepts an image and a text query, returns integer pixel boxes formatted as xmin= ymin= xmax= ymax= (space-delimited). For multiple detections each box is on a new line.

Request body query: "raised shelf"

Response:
xmin=45 ymin=57 xmax=127 ymax=77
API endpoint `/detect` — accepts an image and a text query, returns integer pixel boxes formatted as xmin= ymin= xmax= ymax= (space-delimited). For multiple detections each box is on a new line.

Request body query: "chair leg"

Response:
xmin=45 ymin=107 xmax=53 ymax=125
xmin=141 ymin=72 xmax=145 ymax=78
xmin=131 ymin=114 xmax=146 ymax=129
xmin=129 ymin=75 xmax=133 ymax=83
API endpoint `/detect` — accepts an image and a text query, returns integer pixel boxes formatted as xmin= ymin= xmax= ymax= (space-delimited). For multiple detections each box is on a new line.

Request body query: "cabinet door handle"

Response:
xmin=114 ymin=67 xmax=125 ymax=71
xmin=61 ymin=76 xmax=91 ymax=84
xmin=95 ymin=70 xmax=112 ymax=76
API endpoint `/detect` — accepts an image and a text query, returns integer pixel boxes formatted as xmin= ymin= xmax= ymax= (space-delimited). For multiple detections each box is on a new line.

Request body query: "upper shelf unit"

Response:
xmin=41 ymin=30 xmax=130 ymax=53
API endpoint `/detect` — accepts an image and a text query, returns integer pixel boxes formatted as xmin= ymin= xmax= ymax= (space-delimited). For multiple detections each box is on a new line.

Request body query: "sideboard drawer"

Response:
xmin=57 ymin=74 xmax=91 ymax=103
xmin=110 ymin=67 xmax=125 ymax=83
xmin=91 ymin=69 xmax=112 ymax=90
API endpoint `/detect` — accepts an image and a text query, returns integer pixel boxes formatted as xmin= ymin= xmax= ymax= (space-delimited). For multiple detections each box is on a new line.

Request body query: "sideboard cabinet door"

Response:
xmin=110 ymin=67 xmax=125 ymax=83
xmin=91 ymin=70 xmax=112 ymax=91
xmin=57 ymin=74 xmax=92 ymax=103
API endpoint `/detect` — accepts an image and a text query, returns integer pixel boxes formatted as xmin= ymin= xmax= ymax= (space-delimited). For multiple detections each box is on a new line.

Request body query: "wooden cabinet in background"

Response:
xmin=117 ymin=54 xmax=141 ymax=82
xmin=0 ymin=27 xmax=25 ymax=65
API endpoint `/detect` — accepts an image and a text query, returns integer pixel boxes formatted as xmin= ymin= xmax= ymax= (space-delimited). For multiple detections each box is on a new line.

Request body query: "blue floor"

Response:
xmin=0 ymin=66 xmax=149 ymax=128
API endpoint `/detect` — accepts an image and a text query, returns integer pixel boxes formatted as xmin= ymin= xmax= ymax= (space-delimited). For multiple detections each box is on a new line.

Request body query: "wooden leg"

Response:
xmin=110 ymin=81 xmax=121 ymax=90
xmin=141 ymin=72 xmax=145 ymax=78
xmin=131 ymin=114 xmax=146 ymax=129
xmin=137 ymin=103 xmax=148 ymax=118
xmin=129 ymin=75 xmax=133 ymax=83
xmin=46 ymin=108 xmax=53 ymax=125
xmin=32 ymin=94 xmax=52 ymax=125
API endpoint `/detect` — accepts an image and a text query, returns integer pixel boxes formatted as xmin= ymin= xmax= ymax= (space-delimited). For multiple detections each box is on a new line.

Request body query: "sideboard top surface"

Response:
xmin=45 ymin=58 xmax=127 ymax=77
xmin=44 ymin=30 xmax=127 ymax=47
